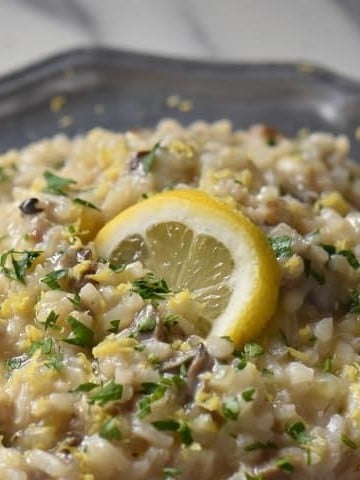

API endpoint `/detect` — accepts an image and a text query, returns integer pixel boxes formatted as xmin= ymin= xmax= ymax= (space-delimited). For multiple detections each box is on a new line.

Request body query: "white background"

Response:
xmin=0 ymin=0 xmax=359 ymax=79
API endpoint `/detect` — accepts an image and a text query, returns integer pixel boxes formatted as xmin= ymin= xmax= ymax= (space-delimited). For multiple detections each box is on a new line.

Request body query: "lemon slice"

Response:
xmin=95 ymin=189 xmax=280 ymax=345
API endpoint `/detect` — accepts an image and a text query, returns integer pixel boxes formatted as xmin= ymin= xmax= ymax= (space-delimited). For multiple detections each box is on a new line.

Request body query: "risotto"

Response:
xmin=0 ymin=119 xmax=360 ymax=480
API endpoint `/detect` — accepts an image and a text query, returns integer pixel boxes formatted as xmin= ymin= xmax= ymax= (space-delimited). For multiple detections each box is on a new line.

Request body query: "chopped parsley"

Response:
xmin=285 ymin=421 xmax=311 ymax=444
xmin=41 ymin=310 xmax=60 ymax=331
xmin=41 ymin=269 xmax=67 ymax=290
xmin=137 ymin=315 xmax=157 ymax=333
xmin=245 ymin=474 xmax=264 ymax=480
xmin=28 ymin=337 xmax=54 ymax=355
xmin=321 ymin=244 xmax=360 ymax=269
xmin=88 ymin=381 xmax=123 ymax=405
xmin=276 ymin=457 xmax=294 ymax=473
xmin=234 ymin=342 xmax=264 ymax=370
xmin=72 ymin=382 xmax=98 ymax=393
xmin=347 ymin=291 xmax=360 ymax=314
xmin=67 ymin=292 xmax=81 ymax=308
xmin=64 ymin=315 xmax=94 ymax=348
xmin=28 ymin=337 xmax=63 ymax=371
xmin=244 ymin=441 xmax=277 ymax=452
xmin=177 ymin=422 xmax=193 ymax=446
xmin=141 ymin=142 xmax=161 ymax=173
xmin=43 ymin=171 xmax=76 ymax=196
xmin=338 ymin=250 xmax=360 ymax=269
xmin=152 ymin=419 xmax=180 ymax=431
xmin=6 ymin=338 xmax=64 ymax=373
xmin=108 ymin=262 xmax=126 ymax=273
xmin=137 ymin=383 xmax=168 ymax=418
xmin=99 ymin=417 xmax=122 ymax=440
xmin=107 ymin=319 xmax=121 ymax=334
xmin=222 ymin=396 xmax=240 ymax=420
xmin=269 ymin=235 xmax=292 ymax=259
xmin=322 ymin=356 xmax=333 ymax=373
xmin=341 ymin=433 xmax=358 ymax=449
xmin=0 ymin=249 xmax=42 ymax=283
xmin=320 ymin=243 xmax=336 ymax=256
xmin=164 ymin=314 xmax=180 ymax=329
xmin=163 ymin=467 xmax=182 ymax=479
xmin=132 ymin=273 xmax=171 ymax=300
xmin=304 ymin=258 xmax=325 ymax=285
xmin=137 ymin=376 xmax=183 ymax=418
xmin=73 ymin=197 xmax=101 ymax=211
xmin=242 ymin=388 xmax=256 ymax=402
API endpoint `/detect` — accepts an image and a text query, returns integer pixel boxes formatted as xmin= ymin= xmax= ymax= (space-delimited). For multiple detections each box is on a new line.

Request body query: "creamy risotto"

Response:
xmin=0 ymin=120 xmax=359 ymax=480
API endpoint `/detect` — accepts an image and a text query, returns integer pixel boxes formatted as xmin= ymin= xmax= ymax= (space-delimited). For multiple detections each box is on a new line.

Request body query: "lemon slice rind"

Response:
xmin=95 ymin=189 xmax=280 ymax=345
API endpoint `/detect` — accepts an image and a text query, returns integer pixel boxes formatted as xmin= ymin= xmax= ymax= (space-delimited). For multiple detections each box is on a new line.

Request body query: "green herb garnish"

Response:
xmin=72 ymin=382 xmax=98 ymax=393
xmin=285 ymin=421 xmax=311 ymax=444
xmin=41 ymin=310 xmax=60 ymax=331
xmin=43 ymin=171 xmax=76 ymax=196
xmin=234 ymin=342 xmax=264 ymax=370
xmin=107 ymin=319 xmax=121 ymax=334
xmin=322 ymin=356 xmax=333 ymax=373
xmin=338 ymin=250 xmax=360 ymax=269
xmin=132 ymin=273 xmax=171 ymax=300
xmin=245 ymin=474 xmax=264 ymax=480
xmin=321 ymin=244 xmax=360 ymax=269
xmin=163 ymin=467 xmax=182 ymax=479
xmin=320 ymin=244 xmax=336 ymax=256
xmin=347 ymin=291 xmax=360 ymax=314
xmin=137 ymin=316 xmax=157 ymax=333
xmin=28 ymin=337 xmax=54 ymax=355
xmin=276 ymin=457 xmax=294 ymax=473
xmin=67 ymin=292 xmax=81 ymax=308
xmin=0 ymin=249 xmax=42 ymax=283
xmin=304 ymin=258 xmax=325 ymax=285
xmin=108 ymin=262 xmax=126 ymax=273
xmin=244 ymin=441 xmax=277 ymax=452
xmin=141 ymin=142 xmax=161 ymax=174
xmin=88 ymin=381 xmax=123 ymax=406
xmin=28 ymin=337 xmax=63 ymax=371
xmin=222 ymin=397 xmax=240 ymax=420
xmin=341 ymin=433 xmax=358 ymax=449
xmin=99 ymin=417 xmax=122 ymax=440
xmin=178 ymin=422 xmax=193 ymax=446
xmin=64 ymin=315 xmax=94 ymax=348
xmin=242 ymin=388 xmax=256 ymax=402
xmin=269 ymin=235 xmax=292 ymax=259
xmin=73 ymin=197 xmax=101 ymax=211
xmin=41 ymin=269 xmax=67 ymax=290
xmin=152 ymin=420 xmax=180 ymax=431
xmin=137 ymin=376 xmax=183 ymax=418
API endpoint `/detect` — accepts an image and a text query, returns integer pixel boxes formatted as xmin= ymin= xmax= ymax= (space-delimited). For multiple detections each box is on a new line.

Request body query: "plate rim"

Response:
xmin=0 ymin=47 xmax=360 ymax=96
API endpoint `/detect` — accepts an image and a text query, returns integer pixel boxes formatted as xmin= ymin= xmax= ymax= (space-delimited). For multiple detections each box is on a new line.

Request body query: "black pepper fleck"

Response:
xmin=19 ymin=198 xmax=43 ymax=215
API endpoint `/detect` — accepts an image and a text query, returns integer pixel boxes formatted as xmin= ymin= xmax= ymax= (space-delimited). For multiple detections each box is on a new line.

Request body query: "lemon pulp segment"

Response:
xmin=95 ymin=189 xmax=280 ymax=345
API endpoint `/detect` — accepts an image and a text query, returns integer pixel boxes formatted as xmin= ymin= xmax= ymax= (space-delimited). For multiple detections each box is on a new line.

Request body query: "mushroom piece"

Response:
xmin=130 ymin=304 xmax=164 ymax=341
xmin=186 ymin=343 xmax=215 ymax=396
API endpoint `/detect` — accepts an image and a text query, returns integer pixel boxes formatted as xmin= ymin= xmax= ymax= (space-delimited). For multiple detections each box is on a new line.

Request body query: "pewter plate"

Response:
xmin=0 ymin=47 xmax=360 ymax=158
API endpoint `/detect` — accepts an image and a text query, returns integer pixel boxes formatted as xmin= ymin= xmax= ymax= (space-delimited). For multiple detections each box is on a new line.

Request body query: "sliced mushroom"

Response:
xmin=186 ymin=343 xmax=215 ymax=396
xmin=130 ymin=304 xmax=162 ymax=341
xmin=159 ymin=349 xmax=197 ymax=373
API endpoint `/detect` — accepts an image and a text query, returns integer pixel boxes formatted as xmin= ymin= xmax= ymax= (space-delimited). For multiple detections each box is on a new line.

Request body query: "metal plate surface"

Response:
xmin=0 ymin=47 xmax=360 ymax=158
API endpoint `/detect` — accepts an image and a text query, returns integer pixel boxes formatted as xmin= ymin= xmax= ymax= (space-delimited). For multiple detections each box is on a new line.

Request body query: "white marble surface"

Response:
xmin=0 ymin=0 xmax=360 ymax=80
